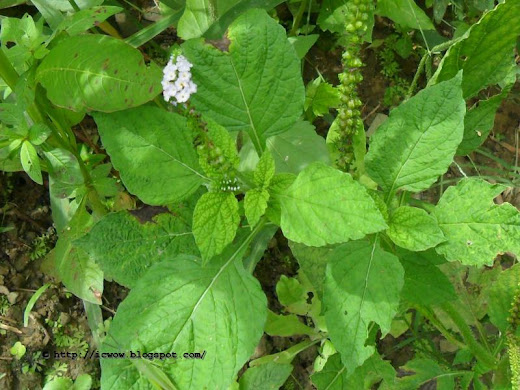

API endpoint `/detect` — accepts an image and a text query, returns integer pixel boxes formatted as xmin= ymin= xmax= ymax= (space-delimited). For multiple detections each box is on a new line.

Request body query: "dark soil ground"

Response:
xmin=1 ymin=4 xmax=519 ymax=390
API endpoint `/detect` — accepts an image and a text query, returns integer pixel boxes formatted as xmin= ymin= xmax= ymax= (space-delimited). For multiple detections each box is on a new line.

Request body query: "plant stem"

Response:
xmin=415 ymin=305 xmax=467 ymax=350
xmin=408 ymin=198 xmax=435 ymax=213
xmin=290 ymin=0 xmax=307 ymax=36
xmin=440 ymin=302 xmax=497 ymax=369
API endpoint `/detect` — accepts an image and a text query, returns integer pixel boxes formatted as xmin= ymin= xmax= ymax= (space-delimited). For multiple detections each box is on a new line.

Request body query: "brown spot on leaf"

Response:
xmin=148 ymin=85 xmax=154 ymax=94
xmin=130 ymin=206 xmax=169 ymax=224
xmin=207 ymin=33 xmax=231 ymax=52
xmin=102 ymin=58 xmax=110 ymax=71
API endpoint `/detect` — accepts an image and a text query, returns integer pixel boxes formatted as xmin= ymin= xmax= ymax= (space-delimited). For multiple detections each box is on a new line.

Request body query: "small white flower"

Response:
xmin=162 ymin=54 xmax=197 ymax=106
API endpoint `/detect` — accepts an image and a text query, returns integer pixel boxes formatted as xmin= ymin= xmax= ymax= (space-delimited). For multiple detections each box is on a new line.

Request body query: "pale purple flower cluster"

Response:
xmin=161 ymin=55 xmax=197 ymax=105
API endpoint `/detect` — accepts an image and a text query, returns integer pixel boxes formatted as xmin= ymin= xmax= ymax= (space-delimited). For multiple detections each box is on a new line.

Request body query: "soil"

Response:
xmin=1 ymin=4 xmax=519 ymax=390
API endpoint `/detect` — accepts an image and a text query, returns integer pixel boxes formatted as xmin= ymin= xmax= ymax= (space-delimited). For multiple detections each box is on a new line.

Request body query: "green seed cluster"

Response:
xmin=508 ymin=282 xmax=520 ymax=389
xmin=336 ymin=0 xmax=372 ymax=170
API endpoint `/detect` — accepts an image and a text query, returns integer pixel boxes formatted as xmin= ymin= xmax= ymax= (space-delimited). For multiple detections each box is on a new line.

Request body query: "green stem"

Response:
xmin=414 ymin=305 xmax=466 ymax=350
xmin=290 ymin=0 xmax=307 ymax=36
xmin=0 ymin=48 xmax=19 ymax=90
xmin=440 ymin=302 xmax=497 ymax=369
xmin=406 ymin=52 xmax=428 ymax=99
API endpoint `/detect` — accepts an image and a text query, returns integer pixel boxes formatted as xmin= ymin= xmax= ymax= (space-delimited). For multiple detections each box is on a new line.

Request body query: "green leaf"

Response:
xmin=398 ymin=249 xmax=457 ymax=306
xmin=324 ymin=240 xmax=404 ymax=371
xmin=10 ymin=341 xmax=26 ymax=360
xmin=365 ymin=73 xmax=465 ymax=195
xmin=254 ymin=150 xmax=275 ymax=188
xmin=100 ymin=241 xmax=267 ymax=390
xmin=56 ymin=6 xmax=123 ymax=36
xmin=312 ymin=353 xmax=395 ymax=390
xmin=177 ymin=0 xmax=236 ymax=39
xmin=276 ymin=275 xmax=309 ymax=315
xmin=433 ymin=178 xmax=520 ymax=266
xmin=264 ymin=310 xmax=315 ymax=337
xmin=183 ymin=9 xmax=304 ymax=154
xmin=239 ymin=362 xmax=292 ymax=390
xmin=94 ymin=106 xmax=204 ymax=205
xmin=266 ymin=121 xmax=331 ymax=175
xmin=456 ymin=92 xmax=507 ymax=156
xmin=203 ymin=0 xmax=286 ymax=39
xmin=304 ymin=78 xmax=340 ymax=118
xmin=198 ymin=119 xmax=239 ymax=179
xmin=279 ymin=162 xmax=387 ymax=246
xmin=44 ymin=148 xmax=84 ymax=199
xmin=431 ymin=0 xmax=520 ymax=98
xmin=193 ymin=192 xmax=240 ymax=262
xmin=76 ymin=211 xmax=197 ymax=288
xmin=20 ymin=140 xmax=42 ymax=184
xmin=53 ymin=206 xmax=103 ymax=304
xmin=28 ymin=123 xmax=51 ymax=146
xmin=375 ymin=0 xmax=435 ymax=30
xmin=244 ymin=189 xmax=269 ymax=228
xmin=36 ymin=35 xmax=161 ymax=112
xmin=288 ymin=34 xmax=319 ymax=59
xmin=390 ymin=358 xmax=471 ymax=389
xmin=289 ymin=241 xmax=334 ymax=297
xmin=486 ymin=263 xmax=520 ymax=332
xmin=387 ymin=206 xmax=445 ymax=251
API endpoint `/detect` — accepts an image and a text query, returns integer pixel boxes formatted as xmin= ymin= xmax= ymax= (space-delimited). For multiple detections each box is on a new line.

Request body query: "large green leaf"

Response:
xmin=387 ymin=206 xmax=445 ymax=251
xmin=100 ymin=239 xmax=267 ymax=390
xmin=76 ymin=211 xmax=197 ymax=288
xmin=431 ymin=0 xmax=520 ymax=98
xmin=398 ymin=249 xmax=457 ymax=306
xmin=193 ymin=192 xmax=240 ymax=262
xmin=177 ymin=0 xmax=236 ymax=39
xmin=323 ymin=240 xmax=404 ymax=371
xmin=433 ymin=179 xmax=520 ymax=266
xmin=94 ymin=106 xmax=205 ymax=205
xmin=311 ymin=352 xmax=395 ymax=390
xmin=365 ymin=73 xmax=465 ymax=195
xmin=486 ymin=264 xmax=520 ymax=332
xmin=238 ymin=362 xmax=292 ymax=390
xmin=279 ymin=162 xmax=387 ymax=246
xmin=266 ymin=121 xmax=331 ymax=174
xmin=36 ymin=35 xmax=161 ymax=112
xmin=182 ymin=9 xmax=304 ymax=153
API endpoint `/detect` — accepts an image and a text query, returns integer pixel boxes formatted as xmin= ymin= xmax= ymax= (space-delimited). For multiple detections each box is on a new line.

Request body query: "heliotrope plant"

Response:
xmin=1 ymin=1 xmax=520 ymax=389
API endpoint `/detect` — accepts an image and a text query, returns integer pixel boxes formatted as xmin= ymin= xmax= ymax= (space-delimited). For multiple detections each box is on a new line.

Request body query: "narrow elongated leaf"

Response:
xmin=365 ymin=73 xmax=465 ymax=195
xmin=94 ymin=106 xmax=204 ymax=205
xmin=239 ymin=362 xmax=292 ymax=390
xmin=324 ymin=240 xmax=404 ymax=371
xmin=456 ymin=92 xmax=506 ymax=156
xmin=193 ymin=192 xmax=240 ymax=262
xmin=433 ymin=179 xmax=520 ymax=266
xmin=431 ymin=0 xmax=520 ymax=98
xmin=36 ymin=35 xmax=161 ymax=112
xmin=53 ymin=206 xmax=103 ymax=304
xmin=56 ymin=6 xmax=123 ymax=36
xmin=387 ymin=206 xmax=445 ymax=251
xmin=100 ymin=240 xmax=267 ymax=390
xmin=183 ymin=9 xmax=304 ymax=153
xmin=76 ymin=212 xmax=197 ymax=288
xmin=20 ymin=141 xmax=42 ymax=184
xmin=279 ymin=162 xmax=387 ymax=246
